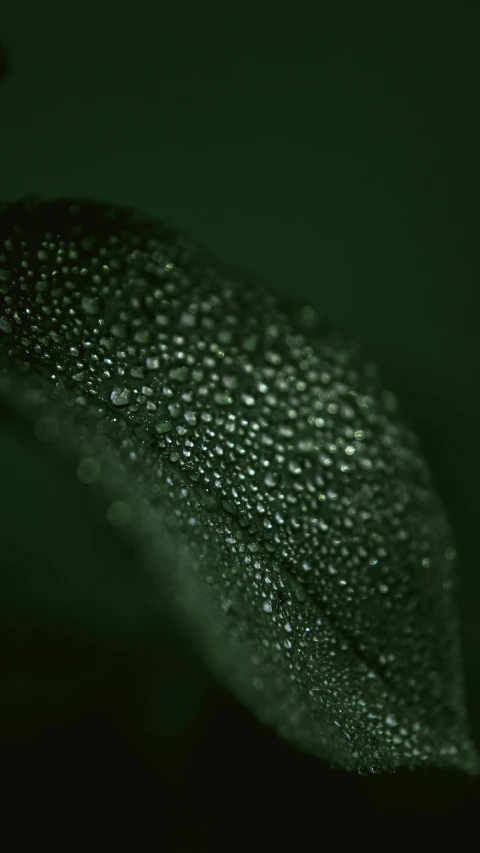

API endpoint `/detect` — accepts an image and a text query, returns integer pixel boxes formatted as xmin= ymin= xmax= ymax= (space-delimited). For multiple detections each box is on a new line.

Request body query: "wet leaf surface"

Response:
xmin=0 ymin=195 xmax=477 ymax=774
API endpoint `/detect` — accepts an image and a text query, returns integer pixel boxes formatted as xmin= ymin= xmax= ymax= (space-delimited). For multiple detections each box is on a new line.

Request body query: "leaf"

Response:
xmin=0 ymin=195 xmax=477 ymax=774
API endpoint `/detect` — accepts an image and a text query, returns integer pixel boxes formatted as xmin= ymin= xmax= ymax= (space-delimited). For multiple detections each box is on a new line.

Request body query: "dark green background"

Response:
xmin=1 ymin=0 xmax=479 ymax=839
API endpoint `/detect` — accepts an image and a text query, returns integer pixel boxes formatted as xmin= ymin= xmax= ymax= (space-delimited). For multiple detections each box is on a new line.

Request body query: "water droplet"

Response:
xmin=241 ymin=393 xmax=256 ymax=407
xmin=168 ymin=402 xmax=181 ymax=419
xmin=169 ymin=366 xmax=189 ymax=382
xmin=110 ymin=386 xmax=132 ymax=407
xmin=81 ymin=295 xmax=101 ymax=314
xmin=214 ymin=391 xmax=233 ymax=406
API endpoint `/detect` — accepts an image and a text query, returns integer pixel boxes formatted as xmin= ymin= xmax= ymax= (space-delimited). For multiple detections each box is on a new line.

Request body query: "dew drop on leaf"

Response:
xmin=110 ymin=386 xmax=132 ymax=407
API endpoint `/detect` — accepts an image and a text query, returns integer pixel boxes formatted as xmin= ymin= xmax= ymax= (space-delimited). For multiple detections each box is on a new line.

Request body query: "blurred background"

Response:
xmin=0 ymin=0 xmax=479 ymax=842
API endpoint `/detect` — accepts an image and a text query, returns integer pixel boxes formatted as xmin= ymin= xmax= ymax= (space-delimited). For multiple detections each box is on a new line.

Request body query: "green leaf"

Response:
xmin=0 ymin=195 xmax=477 ymax=774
